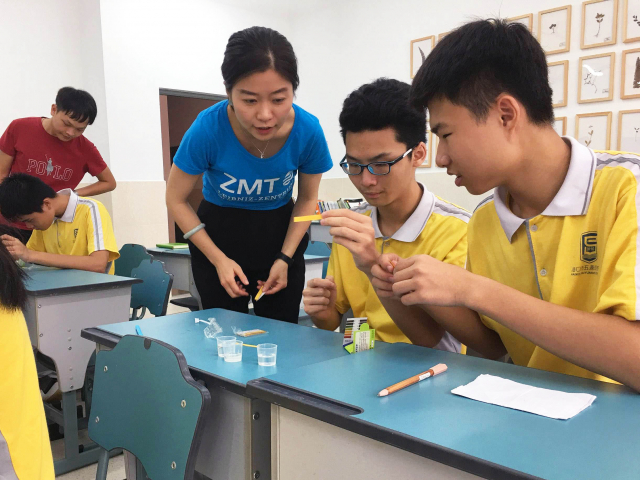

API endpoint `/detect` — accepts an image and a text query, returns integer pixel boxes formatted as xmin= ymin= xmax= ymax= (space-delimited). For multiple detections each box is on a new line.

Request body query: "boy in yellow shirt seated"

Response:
xmin=303 ymin=79 xmax=469 ymax=352
xmin=371 ymin=19 xmax=640 ymax=390
xmin=0 ymin=173 xmax=118 ymax=273
xmin=0 ymin=241 xmax=55 ymax=479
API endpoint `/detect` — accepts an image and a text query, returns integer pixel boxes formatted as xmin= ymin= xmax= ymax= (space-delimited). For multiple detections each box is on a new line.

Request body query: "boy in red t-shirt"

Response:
xmin=0 ymin=87 xmax=116 ymax=239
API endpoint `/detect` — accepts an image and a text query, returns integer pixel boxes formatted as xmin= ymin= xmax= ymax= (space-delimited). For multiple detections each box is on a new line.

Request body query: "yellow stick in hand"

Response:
xmin=294 ymin=214 xmax=323 ymax=222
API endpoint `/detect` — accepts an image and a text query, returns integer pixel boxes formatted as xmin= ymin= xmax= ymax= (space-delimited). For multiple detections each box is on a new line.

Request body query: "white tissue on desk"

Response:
xmin=451 ymin=374 xmax=596 ymax=420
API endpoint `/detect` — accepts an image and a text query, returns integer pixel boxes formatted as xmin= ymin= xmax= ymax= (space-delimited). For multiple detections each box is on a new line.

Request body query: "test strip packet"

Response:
xmin=343 ymin=317 xmax=375 ymax=353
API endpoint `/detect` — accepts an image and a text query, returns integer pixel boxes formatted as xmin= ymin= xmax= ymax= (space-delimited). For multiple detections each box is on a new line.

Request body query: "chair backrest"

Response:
xmin=305 ymin=241 xmax=332 ymax=278
xmin=130 ymin=259 xmax=174 ymax=316
xmin=115 ymin=244 xmax=153 ymax=278
xmin=89 ymin=335 xmax=210 ymax=480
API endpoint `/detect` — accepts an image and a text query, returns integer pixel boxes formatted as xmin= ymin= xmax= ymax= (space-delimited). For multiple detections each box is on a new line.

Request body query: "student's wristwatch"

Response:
xmin=276 ymin=252 xmax=294 ymax=266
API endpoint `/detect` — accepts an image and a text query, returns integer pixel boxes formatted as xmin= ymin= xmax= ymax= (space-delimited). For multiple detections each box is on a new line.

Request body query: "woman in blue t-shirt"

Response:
xmin=166 ymin=27 xmax=332 ymax=323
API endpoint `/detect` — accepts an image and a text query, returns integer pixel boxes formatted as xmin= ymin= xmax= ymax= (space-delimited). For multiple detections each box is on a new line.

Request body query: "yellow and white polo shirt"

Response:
xmin=328 ymin=184 xmax=469 ymax=351
xmin=468 ymin=136 xmax=640 ymax=382
xmin=27 ymin=189 xmax=119 ymax=274
xmin=0 ymin=308 xmax=54 ymax=479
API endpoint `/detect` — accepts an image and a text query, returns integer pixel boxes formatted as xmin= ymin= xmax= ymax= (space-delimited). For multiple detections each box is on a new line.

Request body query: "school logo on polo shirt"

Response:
xmin=581 ymin=232 xmax=598 ymax=263
xmin=74 ymin=228 xmax=78 ymax=238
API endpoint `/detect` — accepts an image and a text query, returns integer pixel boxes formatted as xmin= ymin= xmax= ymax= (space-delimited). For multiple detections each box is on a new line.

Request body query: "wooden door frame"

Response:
xmin=159 ymin=88 xmax=226 ymax=242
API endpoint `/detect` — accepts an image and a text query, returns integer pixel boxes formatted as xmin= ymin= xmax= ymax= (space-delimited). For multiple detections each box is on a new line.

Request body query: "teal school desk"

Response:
xmin=24 ymin=267 xmax=140 ymax=475
xmin=81 ymin=308 xmax=372 ymax=480
xmin=247 ymin=341 xmax=639 ymax=480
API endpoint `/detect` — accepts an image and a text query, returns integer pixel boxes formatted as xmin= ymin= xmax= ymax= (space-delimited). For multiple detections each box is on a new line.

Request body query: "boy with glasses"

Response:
xmin=370 ymin=19 xmax=640 ymax=389
xmin=303 ymin=78 xmax=469 ymax=351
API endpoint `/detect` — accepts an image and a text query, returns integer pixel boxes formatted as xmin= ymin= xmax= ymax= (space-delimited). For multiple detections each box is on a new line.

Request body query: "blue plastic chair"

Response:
xmin=115 ymin=244 xmax=153 ymax=278
xmin=305 ymin=241 xmax=331 ymax=278
xmin=130 ymin=258 xmax=174 ymax=319
xmin=89 ymin=335 xmax=210 ymax=480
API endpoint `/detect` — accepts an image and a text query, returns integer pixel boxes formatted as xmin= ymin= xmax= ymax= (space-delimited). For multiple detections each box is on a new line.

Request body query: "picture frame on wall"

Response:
xmin=410 ymin=36 xmax=435 ymax=79
xmin=581 ymin=0 xmax=618 ymax=49
xmin=618 ymin=109 xmax=640 ymax=151
xmin=578 ymin=52 xmax=615 ymax=102
xmin=575 ymin=112 xmax=612 ymax=149
xmin=623 ymin=0 xmax=640 ymax=43
xmin=419 ymin=131 xmax=433 ymax=168
xmin=539 ymin=5 xmax=572 ymax=54
xmin=507 ymin=14 xmax=534 ymax=31
xmin=621 ymin=47 xmax=640 ymax=98
xmin=549 ymin=60 xmax=569 ymax=107
xmin=554 ymin=116 xmax=568 ymax=135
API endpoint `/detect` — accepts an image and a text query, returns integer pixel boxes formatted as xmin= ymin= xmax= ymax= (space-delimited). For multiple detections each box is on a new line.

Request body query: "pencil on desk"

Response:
xmin=135 ymin=325 xmax=142 ymax=336
xmin=378 ymin=364 xmax=447 ymax=397
xmin=294 ymin=214 xmax=323 ymax=222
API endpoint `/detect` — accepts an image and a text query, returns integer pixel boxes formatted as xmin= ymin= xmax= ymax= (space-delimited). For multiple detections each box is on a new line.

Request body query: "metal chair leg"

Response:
xmin=95 ymin=448 xmax=109 ymax=480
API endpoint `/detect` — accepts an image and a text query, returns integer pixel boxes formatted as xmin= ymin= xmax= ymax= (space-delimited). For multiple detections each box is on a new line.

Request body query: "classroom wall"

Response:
xmin=289 ymin=0 xmax=639 ymax=211
xmin=3 ymin=0 xmax=637 ymax=246
xmin=98 ymin=0 xmax=294 ymax=246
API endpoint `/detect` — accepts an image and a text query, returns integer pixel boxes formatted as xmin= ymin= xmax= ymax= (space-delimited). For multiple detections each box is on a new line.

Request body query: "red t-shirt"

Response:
xmin=0 ymin=117 xmax=107 ymax=227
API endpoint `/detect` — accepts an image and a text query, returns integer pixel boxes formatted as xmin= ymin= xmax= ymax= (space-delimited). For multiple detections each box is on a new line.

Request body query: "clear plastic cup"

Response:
xmin=216 ymin=336 xmax=236 ymax=358
xmin=257 ymin=343 xmax=277 ymax=366
xmin=223 ymin=340 xmax=243 ymax=363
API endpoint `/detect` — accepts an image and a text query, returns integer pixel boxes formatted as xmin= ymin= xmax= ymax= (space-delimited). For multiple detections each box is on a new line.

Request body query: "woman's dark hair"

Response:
xmin=339 ymin=78 xmax=427 ymax=148
xmin=410 ymin=18 xmax=554 ymax=126
xmin=0 ymin=228 xmax=27 ymax=310
xmin=56 ymin=86 xmax=98 ymax=125
xmin=221 ymin=26 xmax=299 ymax=92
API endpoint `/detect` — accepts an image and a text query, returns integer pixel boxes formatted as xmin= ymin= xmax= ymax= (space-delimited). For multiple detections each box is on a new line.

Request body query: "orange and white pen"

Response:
xmin=377 ymin=364 xmax=447 ymax=397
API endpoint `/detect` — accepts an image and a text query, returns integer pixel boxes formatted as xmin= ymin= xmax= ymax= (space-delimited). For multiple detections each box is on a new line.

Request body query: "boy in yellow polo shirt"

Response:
xmin=303 ymin=79 xmax=468 ymax=352
xmin=0 ymin=173 xmax=118 ymax=273
xmin=0 ymin=241 xmax=54 ymax=479
xmin=370 ymin=19 xmax=640 ymax=391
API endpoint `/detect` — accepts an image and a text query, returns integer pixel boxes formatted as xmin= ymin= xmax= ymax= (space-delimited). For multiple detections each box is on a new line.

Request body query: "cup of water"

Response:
xmin=223 ymin=340 xmax=243 ymax=363
xmin=257 ymin=343 xmax=277 ymax=366
xmin=216 ymin=336 xmax=236 ymax=358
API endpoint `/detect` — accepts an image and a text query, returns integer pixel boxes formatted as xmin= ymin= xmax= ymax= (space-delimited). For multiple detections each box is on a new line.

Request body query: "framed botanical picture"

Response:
xmin=578 ymin=52 xmax=615 ymax=102
xmin=623 ymin=0 xmax=640 ymax=43
xmin=618 ymin=109 xmax=640 ymax=151
xmin=621 ymin=47 xmax=640 ymax=98
xmin=507 ymin=14 xmax=534 ymax=31
xmin=539 ymin=5 xmax=572 ymax=54
xmin=410 ymin=36 xmax=435 ymax=79
xmin=575 ymin=112 xmax=612 ymax=149
xmin=549 ymin=60 xmax=569 ymax=107
xmin=581 ymin=0 xmax=618 ymax=49
xmin=438 ymin=31 xmax=451 ymax=42
xmin=554 ymin=116 xmax=568 ymax=135
xmin=419 ymin=131 xmax=433 ymax=168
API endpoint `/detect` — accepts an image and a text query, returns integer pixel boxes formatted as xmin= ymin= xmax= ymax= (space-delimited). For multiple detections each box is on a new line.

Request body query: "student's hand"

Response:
xmin=260 ymin=259 xmax=289 ymax=296
xmin=321 ymin=209 xmax=379 ymax=273
xmin=370 ymin=253 xmax=401 ymax=298
xmin=303 ymin=276 xmax=337 ymax=314
xmin=1 ymin=235 xmax=30 ymax=262
xmin=212 ymin=255 xmax=249 ymax=298
xmin=391 ymin=255 xmax=468 ymax=307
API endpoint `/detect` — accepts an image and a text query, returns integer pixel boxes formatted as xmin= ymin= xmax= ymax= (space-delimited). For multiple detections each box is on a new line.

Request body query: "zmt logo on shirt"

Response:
xmin=580 ymin=232 xmax=597 ymax=263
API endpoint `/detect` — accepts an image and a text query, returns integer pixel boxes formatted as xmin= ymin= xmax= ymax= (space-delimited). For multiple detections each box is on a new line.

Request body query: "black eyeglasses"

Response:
xmin=339 ymin=146 xmax=416 ymax=176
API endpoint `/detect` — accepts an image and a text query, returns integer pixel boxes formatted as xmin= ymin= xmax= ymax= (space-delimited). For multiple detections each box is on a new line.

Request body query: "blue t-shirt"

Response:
xmin=173 ymin=100 xmax=333 ymax=210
